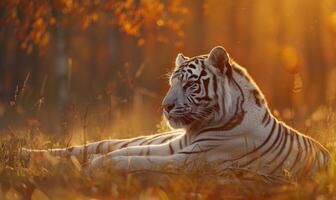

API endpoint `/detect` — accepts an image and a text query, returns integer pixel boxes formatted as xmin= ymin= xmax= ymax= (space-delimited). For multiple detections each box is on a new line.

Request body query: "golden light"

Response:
xmin=281 ymin=46 xmax=300 ymax=74
xmin=329 ymin=12 xmax=336 ymax=33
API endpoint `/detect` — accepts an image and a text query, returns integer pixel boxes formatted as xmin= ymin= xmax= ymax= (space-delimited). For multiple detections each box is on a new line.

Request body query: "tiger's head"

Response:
xmin=163 ymin=46 xmax=243 ymax=131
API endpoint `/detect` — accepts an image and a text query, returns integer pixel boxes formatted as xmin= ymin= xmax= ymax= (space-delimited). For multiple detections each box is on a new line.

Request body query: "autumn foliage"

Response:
xmin=1 ymin=0 xmax=187 ymax=53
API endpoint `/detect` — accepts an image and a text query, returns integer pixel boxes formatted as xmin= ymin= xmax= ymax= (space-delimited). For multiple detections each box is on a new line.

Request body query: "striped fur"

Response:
xmin=24 ymin=46 xmax=330 ymax=180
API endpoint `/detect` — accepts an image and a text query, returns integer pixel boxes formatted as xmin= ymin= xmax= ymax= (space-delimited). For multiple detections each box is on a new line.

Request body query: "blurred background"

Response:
xmin=0 ymin=0 xmax=335 ymax=141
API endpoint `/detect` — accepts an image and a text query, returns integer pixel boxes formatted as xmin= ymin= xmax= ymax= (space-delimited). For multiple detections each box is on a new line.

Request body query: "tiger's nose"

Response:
xmin=163 ymin=103 xmax=175 ymax=113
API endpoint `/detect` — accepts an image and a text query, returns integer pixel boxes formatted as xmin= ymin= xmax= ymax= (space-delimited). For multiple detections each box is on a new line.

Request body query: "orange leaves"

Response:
xmin=1 ymin=0 xmax=187 ymax=53
xmin=80 ymin=13 xmax=100 ymax=29
xmin=102 ymin=0 xmax=187 ymax=45
xmin=156 ymin=19 xmax=164 ymax=27
xmin=49 ymin=17 xmax=56 ymax=26
xmin=140 ymin=0 xmax=165 ymax=27
xmin=1 ymin=0 xmax=53 ymax=53
xmin=137 ymin=38 xmax=145 ymax=46
xmin=109 ymin=0 xmax=144 ymax=37
xmin=60 ymin=0 xmax=75 ymax=14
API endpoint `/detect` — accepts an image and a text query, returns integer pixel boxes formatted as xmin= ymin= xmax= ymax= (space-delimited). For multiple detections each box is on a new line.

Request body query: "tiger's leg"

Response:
xmin=97 ymin=154 xmax=190 ymax=172
xmin=91 ymin=133 xmax=189 ymax=158
xmin=89 ymin=139 xmax=210 ymax=170
xmin=89 ymin=152 xmax=198 ymax=172
xmin=23 ymin=130 xmax=183 ymax=156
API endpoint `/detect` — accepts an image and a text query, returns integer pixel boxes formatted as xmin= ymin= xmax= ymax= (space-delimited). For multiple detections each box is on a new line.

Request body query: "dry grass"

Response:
xmin=0 ymin=105 xmax=335 ymax=200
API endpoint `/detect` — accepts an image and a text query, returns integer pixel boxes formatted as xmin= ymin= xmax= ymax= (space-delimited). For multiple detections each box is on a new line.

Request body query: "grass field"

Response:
xmin=0 ymin=105 xmax=335 ymax=200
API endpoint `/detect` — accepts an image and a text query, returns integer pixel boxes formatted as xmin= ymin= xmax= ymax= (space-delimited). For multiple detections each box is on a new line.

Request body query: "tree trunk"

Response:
xmin=54 ymin=13 xmax=69 ymax=133
xmin=56 ymin=25 xmax=68 ymax=111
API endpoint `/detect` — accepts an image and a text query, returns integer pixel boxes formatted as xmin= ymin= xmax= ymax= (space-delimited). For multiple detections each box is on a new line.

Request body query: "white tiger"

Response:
xmin=25 ymin=46 xmax=330 ymax=180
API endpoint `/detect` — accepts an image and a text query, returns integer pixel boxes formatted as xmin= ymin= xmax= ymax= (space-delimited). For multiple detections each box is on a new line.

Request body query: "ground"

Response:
xmin=0 ymin=106 xmax=335 ymax=200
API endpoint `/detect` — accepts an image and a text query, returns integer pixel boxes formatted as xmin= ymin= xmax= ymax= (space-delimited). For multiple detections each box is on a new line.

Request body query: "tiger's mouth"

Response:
xmin=165 ymin=115 xmax=194 ymax=128
xmin=163 ymin=104 xmax=218 ymax=128
xmin=163 ymin=108 xmax=194 ymax=128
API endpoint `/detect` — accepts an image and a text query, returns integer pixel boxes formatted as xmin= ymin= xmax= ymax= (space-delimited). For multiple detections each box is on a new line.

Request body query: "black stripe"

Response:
xmin=188 ymin=64 xmax=196 ymax=69
xmin=96 ymin=142 xmax=105 ymax=153
xmin=268 ymin=123 xmax=283 ymax=152
xmin=213 ymin=75 xmax=218 ymax=98
xmin=189 ymin=63 xmax=196 ymax=68
xmin=320 ymin=151 xmax=326 ymax=169
xmin=252 ymin=89 xmax=262 ymax=107
xmin=189 ymin=96 xmax=198 ymax=105
xmin=220 ymin=119 xmax=276 ymax=164
xmin=270 ymin=126 xmax=284 ymax=153
xmin=188 ymin=75 xmax=198 ymax=80
xmin=108 ymin=141 xmax=122 ymax=152
xmin=120 ymin=141 xmax=131 ymax=148
xmin=289 ymin=133 xmax=302 ymax=171
xmin=301 ymin=139 xmax=314 ymax=176
xmin=160 ymin=135 xmax=176 ymax=143
xmin=179 ymin=139 xmax=183 ymax=149
xmin=233 ymin=67 xmax=244 ymax=76
xmin=119 ymin=136 xmax=146 ymax=148
xmin=308 ymin=140 xmax=316 ymax=172
xmin=134 ymin=136 xmax=151 ymax=146
xmin=139 ymin=139 xmax=149 ymax=146
xmin=67 ymin=147 xmax=74 ymax=154
xmin=301 ymin=137 xmax=310 ymax=172
xmin=186 ymin=96 xmax=193 ymax=104
xmin=322 ymin=149 xmax=330 ymax=168
xmin=146 ymin=146 xmax=151 ymax=156
xmin=191 ymin=137 xmax=230 ymax=145
xmin=268 ymin=127 xmax=289 ymax=163
xmin=147 ymin=139 xmax=158 ymax=145
xmin=139 ymin=148 xmax=144 ymax=155
xmin=171 ymin=73 xmax=180 ymax=80
xmin=225 ymin=61 xmax=233 ymax=77
xmin=264 ymin=114 xmax=272 ymax=127
xmin=302 ymin=136 xmax=308 ymax=151
xmin=146 ymin=134 xmax=166 ymax=145
xmin=178 ymin=148 xmax=212 ymax=154
xmin=297 ymin=137 xmax=310 ymax=178
xmin=195 ymin=78 xmax=211 ymax=102
xmin=169 ymin=142 xmax=174 ymax=154
xmin=197 ymin=75 xmax=246 ymax=134
xmin=271 ymin=130 xmax=294 ymax=174
xmin=189 ymin=69 xmax=207 ymax=86
xmin=315 ymin=144 xmax=321 ymax=170
xmin=322 ymin=150 xmax=330 ymax=170
xmin=200 ymin=97 xmax=243 ymax=133
xmin=118 ymin=137 xmax=144 ymax=151
xmin=241 ymin=122 xmax=279 ymax=167
xmin=318 ymin=146 xmax=329 ymax=170
xmin=193 ymin=81 xmax=202 ymax=93
xmin=262 ymin=111 xmax=269 ymax=124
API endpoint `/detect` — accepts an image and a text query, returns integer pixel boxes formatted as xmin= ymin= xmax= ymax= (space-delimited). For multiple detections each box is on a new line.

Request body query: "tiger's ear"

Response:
xmin=175 ymin=53 xmax=189 ymax=67
xmin=207 ymin=46 xmax=230 ymax=73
